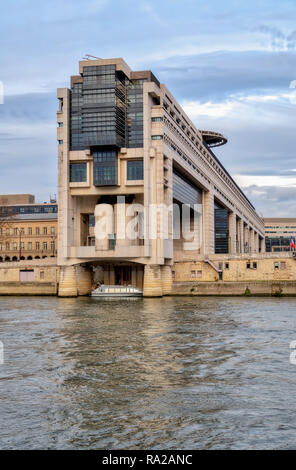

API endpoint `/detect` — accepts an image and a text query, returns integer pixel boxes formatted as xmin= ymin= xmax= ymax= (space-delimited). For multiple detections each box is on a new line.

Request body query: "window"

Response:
xmin=58 ymin=122 xmax=63 ymax=127
xmin=218 ymin=262 xmax=223 ymax=271
xmin=58 ymin=140 xmax=63 ymax=145
xmin=28 ymin=242 xmax=32 ymax=251
xmin=274 ymin=262 xmax=279 ymax=270
xmin=28 ymin=227 xmax=32 ymax=235
xmin=196 ymin=271 xmax=202 ymax=278
xmin=43 ymin=227 xmax=47 ymax=235
xmin=172 ymin=271 xmax=175 ymax=280
xmin=152 ymin=117 xmax=163 ymax=122
xmin=127 ymin=160 xmax=143 ymax=180
xmin=20 ymin=228 xmax=24 ymax=235
xmin=69 ymin=163 xmax=87 ymax=183
xmin=36 ymin=242 xmax=40 ymax=250
xmin=36 ymin=227 xmax=40 ymax=235
xmin=13 ymin=242 xmax=17 ymax=251
xmin=6 ymin=228 xmax=10 ymax=236
xmin=151 ymin=135 xmax=163 ymax=140
xmin=0 ymin=244 xmax=2 ymax=251
xmin=6 ymin=243 xmax=9 ymax=250
xmin=50 ymin=241 xmax=55 ymax=251
xmin=51 ymin=227 xmax=55 ymax=235
xmin=20 ymin=242 xmax=24 ymax=250
xmin=190 ymin=270 xmax=196 ymax=278
xmin=20 ymin=270 xmax=34 ymax=282
xmin=93 ymin=150 xmax=117 ymax=186
xmin=14 ymin=228 xmax=18 ymax=236
xmin=281 ymin=262 xmax=286 ymax=270
xmin=246 ymin=262 xmax=251 ymax=269
xmin=0 ymin=228 xmax=2 ymax=235
xmin=40 ymin=271 xmax=45 ymax=280
xmin=43 ymin=242 xmax=47 ymax=250
xmin=225 ymin=263 xmax=229 ymax=269
xmin=253 ymin=262 xmax=257 ymax=269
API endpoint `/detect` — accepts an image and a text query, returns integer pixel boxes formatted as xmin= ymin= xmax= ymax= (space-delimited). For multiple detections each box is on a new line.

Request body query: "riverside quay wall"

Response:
xmin=172 ymin=252 xmax=296 ymax=296
xmin=1 ymin=253 xmax=296 ymax=296
xmin=0 ymin=259 xmax=59 ymax=295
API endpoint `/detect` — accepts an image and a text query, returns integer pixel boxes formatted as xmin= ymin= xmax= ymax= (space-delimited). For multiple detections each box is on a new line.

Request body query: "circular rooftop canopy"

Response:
xmin=201 ymin=130 xmax=227 ymax=148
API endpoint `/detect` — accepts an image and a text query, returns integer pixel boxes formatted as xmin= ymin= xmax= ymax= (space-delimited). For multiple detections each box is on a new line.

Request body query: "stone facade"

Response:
xmin=0 ymin=259 xmax=59 ymax=295
xmin=173 ymin=253 xmax=296 ymax=283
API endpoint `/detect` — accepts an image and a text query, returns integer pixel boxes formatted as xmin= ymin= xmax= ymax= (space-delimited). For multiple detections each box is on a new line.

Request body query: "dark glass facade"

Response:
xmin=69 ymin=65 xmax=148 ymax=186
xmin=173 ymin=170 xmax=202 ymax=208
xmin=93 ymin=150 xmax=117 ymax=186
xmin=127 ymin=79 xmax=145 ymax=148
xmin=0 ymin=205 xmax=57 ymax=216
xmin=127 ymin=160 xmax=144 ymax=180
xmin=70 ymin=82 xmax=83 ymax=150
xmin=215 ymin=203 xmax=229 ymax=253
xmin=70 ymin=65 xmax=146 ymax=152
xmin=69 ymin=163 xmax=87 ymax=182
xmin=265 ymin=237 xmax=291 ymax=252
xmin=70 ymin=65 xmax=127 ymax=150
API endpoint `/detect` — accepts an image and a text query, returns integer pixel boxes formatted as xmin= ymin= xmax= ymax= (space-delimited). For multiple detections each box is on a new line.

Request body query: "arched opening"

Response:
xmin=5 ymin=256 xmax=10 ymax=262
xmin=35 ymin=256 xmax=40 ymax=259
xmin=42 ymin=256 xmax=47 ymax=259
xmin=20 ymin=256 xmax=25 ymax=260
xmin=27 ymin=256 xmax=32 ymax=260
xmin=12 ymin=256 xmax=18 ymax=261
xmin=0 ymin=257 xmax=3 ymax=262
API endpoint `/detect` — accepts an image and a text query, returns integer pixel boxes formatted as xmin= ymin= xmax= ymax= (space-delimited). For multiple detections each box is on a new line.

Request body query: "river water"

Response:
xmin=0 ymin=296 xmax=296 ymax=449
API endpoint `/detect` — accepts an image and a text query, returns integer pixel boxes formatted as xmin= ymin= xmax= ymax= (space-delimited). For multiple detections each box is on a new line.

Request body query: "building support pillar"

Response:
xmin=76 ymin=265 xmax=92 ymax=295
xmin=260 ymin=236 xmax=266 ymax=253
xmin=161 ymin=265 xmax=173 ymax=295
xmin=143 ymin=264 xmax=163 ymax=297
xmin=254 ymin=232 xmax=259 ymax=253
xmin=58 ymin=265 xmax=77 ymax=297
xmin=229 ymin=212 xmax=237 ymax=254
xmin=202 ymin=190 xmax=215 ymax=256
xmin=250 ymin=229 xmax=255 ymax=253
xmin=238 ymin=219 xmax=244 ymax=254
xmin=244 ymin=224 xmax=249 ymax=253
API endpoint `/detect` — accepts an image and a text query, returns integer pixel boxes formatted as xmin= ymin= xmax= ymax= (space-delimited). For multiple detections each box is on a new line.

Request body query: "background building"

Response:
xmin=264 ymin=218 xmax=296 ymax=252
xmin=0 ymin=194 xmax=58 ymax=262
xmin=57 ymin=57 xmax=265 ymax=297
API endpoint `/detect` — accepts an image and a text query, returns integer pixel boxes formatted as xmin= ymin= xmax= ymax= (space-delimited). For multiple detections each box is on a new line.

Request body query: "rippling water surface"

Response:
xmin=0 ymin=296 xmax=296 ymax=449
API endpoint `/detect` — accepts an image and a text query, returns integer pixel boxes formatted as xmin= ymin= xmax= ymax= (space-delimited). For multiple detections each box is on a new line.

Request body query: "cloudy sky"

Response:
xmin=0 ymin=0 xmax=295 ymax=216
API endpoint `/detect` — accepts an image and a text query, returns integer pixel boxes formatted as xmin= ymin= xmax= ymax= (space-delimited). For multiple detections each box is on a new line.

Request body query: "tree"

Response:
xmin=0 ymin=207 xmax=19 ymax=260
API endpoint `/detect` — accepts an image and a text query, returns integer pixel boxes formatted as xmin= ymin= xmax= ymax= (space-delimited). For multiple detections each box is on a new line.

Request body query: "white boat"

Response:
xmin=91 ymin=284 xmax=143 ymax=298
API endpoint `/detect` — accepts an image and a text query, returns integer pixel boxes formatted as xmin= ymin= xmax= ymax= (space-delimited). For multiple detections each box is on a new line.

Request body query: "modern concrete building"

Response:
xmin=264 ymin=218 xmax=296 ymax=252
xmin=57 ymin=57 xmax=264 ymax=297
xmin=0 ymin=194 xmax=58 ymax=262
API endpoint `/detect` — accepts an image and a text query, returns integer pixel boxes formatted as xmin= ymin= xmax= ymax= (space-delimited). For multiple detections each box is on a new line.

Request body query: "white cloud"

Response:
xmin=181 ymin=89 xmax=296 ymax=119
xmin=234 ymin=174 xmax=296 ymax=188
xmin=182 ymin=99 xmax=239 ymax=118
xmin=141 ymin=2 xmax=165 ymax=26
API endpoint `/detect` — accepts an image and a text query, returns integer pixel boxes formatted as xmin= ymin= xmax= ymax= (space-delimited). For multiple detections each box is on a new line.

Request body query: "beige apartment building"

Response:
xmin=0 ymin=194 xmax=58 ymax=262
xmin=57 ymin=57 xmax=265 ymax=297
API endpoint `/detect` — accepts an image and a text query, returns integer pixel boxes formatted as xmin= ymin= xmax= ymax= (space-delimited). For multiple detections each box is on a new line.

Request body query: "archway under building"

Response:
xmin=91 ymin=262 xmax=144 ymax=290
